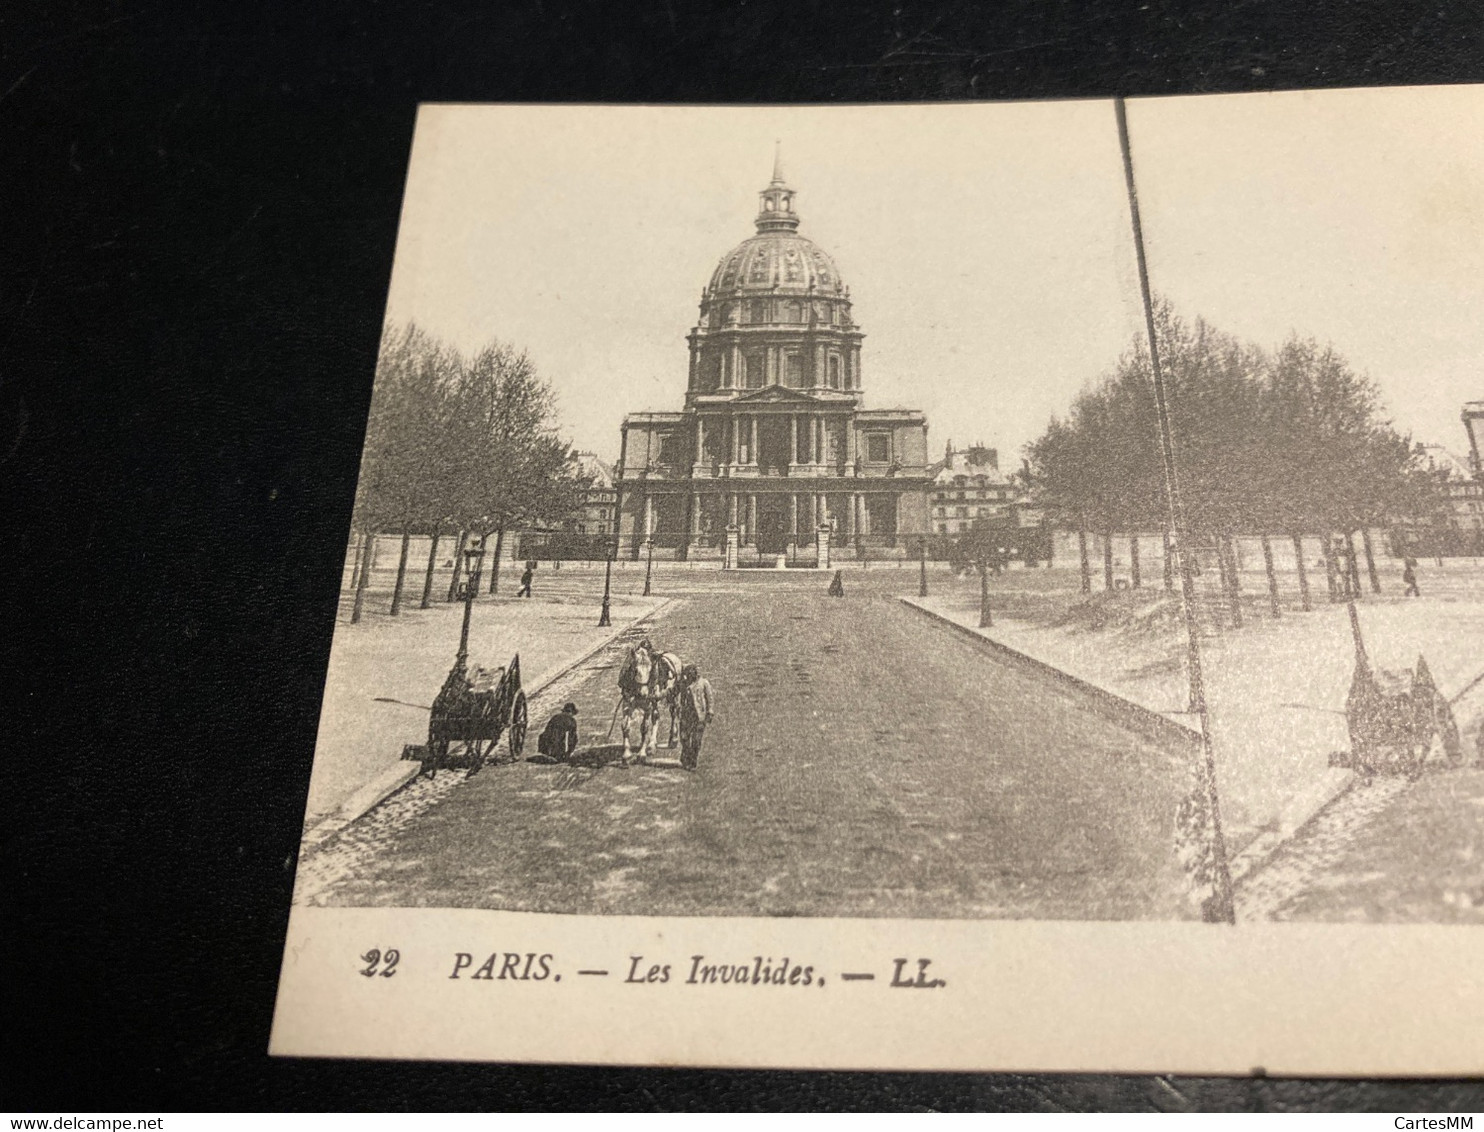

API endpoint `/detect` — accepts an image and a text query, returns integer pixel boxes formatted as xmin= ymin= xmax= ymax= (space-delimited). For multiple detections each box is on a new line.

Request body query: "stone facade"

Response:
xmin=927 ymin=443 xmax=1018 ymax=535
xmin=617 ymin=156 xmax=930 ymax=561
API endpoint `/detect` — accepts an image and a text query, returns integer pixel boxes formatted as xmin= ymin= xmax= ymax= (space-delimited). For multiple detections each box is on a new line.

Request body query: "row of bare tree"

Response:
xmin=347 ymin=324 xmax=590 ymax=621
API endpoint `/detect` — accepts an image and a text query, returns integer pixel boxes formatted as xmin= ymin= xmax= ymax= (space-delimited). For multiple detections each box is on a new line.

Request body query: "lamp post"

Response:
xmin=978 ymin=559 xmax=992 ymax=628
xmin=643 ymin=537 xmax=655 ymax=597
xmin=455 ymin=538 xmax=486 ymax=672
xmin=598 ymin=541 xmax=614 ymax=628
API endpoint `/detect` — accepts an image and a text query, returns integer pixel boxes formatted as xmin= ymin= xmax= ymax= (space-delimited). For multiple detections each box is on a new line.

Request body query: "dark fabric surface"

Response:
xmin=4 ymin=0 xmax=1483 ymax=1112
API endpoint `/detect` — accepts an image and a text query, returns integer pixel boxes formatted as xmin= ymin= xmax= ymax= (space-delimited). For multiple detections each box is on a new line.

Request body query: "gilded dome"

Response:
xmin=705 ymin=232 xmax=845 ymax=298
xmin=703 ymin=154 xmax=847 ymax=300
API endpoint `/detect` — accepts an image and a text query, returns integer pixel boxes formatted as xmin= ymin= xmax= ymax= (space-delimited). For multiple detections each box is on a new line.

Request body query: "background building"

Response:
xmin=616 ymin=157 xmax=930 ymax=561
xmin=927 ymin=442 xmax=1017 ymax=535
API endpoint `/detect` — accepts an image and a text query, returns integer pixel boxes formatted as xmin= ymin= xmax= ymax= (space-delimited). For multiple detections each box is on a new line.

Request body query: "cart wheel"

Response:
xmin=467 ymin=738 xmax=489 ymax=777
xmin=424 ymin=737 xmax=449 ymax=778
xmin=509 ymin=692 xmax=528 ymax=759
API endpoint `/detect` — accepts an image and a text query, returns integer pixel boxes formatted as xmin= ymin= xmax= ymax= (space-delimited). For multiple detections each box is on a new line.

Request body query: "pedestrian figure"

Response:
xmin=827 ymin=570 xmax=844 ymax=597
xmin=1403 ymin=556 xmax=1421 ymax=598
xmin=518 ymin=563 xmax=534 ymax=598
xmin=536 ymin=702 xmax=580 ymax=762
xmin=676 ymin=663 xmax=714 ymax=771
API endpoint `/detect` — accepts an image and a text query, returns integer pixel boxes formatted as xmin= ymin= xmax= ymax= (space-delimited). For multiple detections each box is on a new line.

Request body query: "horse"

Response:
xmin=617 ymin=638 xmax=684 ymax=763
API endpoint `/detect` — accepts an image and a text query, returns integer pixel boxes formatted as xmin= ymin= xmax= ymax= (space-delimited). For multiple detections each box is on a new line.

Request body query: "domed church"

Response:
xmin=616 ymin=154 xmax=930 ymax=562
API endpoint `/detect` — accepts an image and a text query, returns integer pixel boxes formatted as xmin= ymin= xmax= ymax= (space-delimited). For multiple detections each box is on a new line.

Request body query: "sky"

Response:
xmin=382 ymin=89 xmax=1484 ymax=468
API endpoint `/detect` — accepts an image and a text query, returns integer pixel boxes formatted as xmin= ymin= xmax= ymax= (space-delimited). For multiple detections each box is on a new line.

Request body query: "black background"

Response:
xmin=5 ymin=0 xmax=1483 ymax=1112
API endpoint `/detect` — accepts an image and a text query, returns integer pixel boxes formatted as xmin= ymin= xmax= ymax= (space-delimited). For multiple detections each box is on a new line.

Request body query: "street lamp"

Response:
xmin=455 ymin=538 xmax=486 ymax=672
xmin=643 ymin=537 xmax=655 ymax=596
xmin=598 ymin=539 xmax=615 ymax=628
xmin=978 ymin=558 xmax=992 ymax=628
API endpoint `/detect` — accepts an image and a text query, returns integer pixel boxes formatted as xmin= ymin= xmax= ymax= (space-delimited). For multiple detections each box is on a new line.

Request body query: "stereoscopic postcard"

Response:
xmin=270 ymin=89 xmax=1484 ymax=1073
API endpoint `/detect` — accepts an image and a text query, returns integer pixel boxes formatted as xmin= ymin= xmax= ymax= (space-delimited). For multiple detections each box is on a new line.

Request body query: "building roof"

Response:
xmin=1420 ymin=444 xmax=1474 ymax=482
xmin=931 ymin=446 xmax=1009 ymax=486
xmin=571 ymin=451 xmax=615 ymax=490
xmin=704 ymin=159 xmax=847 ymax=300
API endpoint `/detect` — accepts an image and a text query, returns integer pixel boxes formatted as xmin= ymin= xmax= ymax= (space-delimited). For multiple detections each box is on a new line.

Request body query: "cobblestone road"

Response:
xmin=1238 ymin=768 xmax=1484 ymax=923
xmin=303 ymin=586 xmax=1201 ymax=919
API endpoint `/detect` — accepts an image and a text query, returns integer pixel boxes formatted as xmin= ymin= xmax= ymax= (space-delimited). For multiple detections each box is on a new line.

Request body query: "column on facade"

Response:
xmin=642 ymin=493 xmax=654 ymax=539
xmin=845 ymin=419 xmax=856 ymax=468
xmin=728 ymin=492 xmax=738 ymax=527
xmin=750 ymin=417 xmax=759 ymax=466
xmin=789 ymin=415 xmax=798 ymax=467
xmin=789 ymin=493 xmax=798 ymax=538
xmin=848 ymin=492 xmax=860 ymax=538
xmin=746 ymin=494 xmax=757 ymax=544
xmin=731 ymin=416 xmax=741 ymax=464
xmin=729 ymin=343 xmax=741 ymax=389
xmin=691 ymin=491 xmax=702 ymax=536
xmin=694 ymin=415 xmax=704 ymax=465
xmin=814 ymin=344 xmax=826 ymax=389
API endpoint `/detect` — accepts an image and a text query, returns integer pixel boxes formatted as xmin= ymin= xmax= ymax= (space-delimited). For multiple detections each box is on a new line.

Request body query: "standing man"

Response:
xmin=677 ymin=663 xmax=714 ymax=771
xmin=1403 ymin=556 xmax=1421 ymax=598
xmin=519 ymin=561 xmax=535 ymax=598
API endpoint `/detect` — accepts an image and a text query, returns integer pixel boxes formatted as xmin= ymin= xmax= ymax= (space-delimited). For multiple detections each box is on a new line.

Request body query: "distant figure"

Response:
xmin=536 ymin=702 xmax=579 ymax=761
xmin=677 ymin=664 xmax=714 ymax=771
xmin=1403 ymin=556 xmax=1421 ymax=598
xmin=519 ymin=563 xmax=534 ymax=598
xmin=827 ymin=570 xmax=844 ymax=597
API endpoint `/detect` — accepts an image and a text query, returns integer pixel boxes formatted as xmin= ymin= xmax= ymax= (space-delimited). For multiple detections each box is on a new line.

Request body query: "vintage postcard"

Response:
xmin=271 ymin=91 xmax=1484 ymax=1073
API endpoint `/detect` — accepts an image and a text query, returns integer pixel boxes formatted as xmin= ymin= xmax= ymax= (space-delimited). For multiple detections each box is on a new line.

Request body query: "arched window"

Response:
xmin=785 ymin=353 xmax=803 ymax=387
xmin=749 ymin=299 xmax=767 ymax=324
xmin=744 ymin=354 xmax=763 ymax=389
xmin=828 ymin=355 xmax=841 ymax=388
xmin=784 ymin=300 xmax=802 ymax=323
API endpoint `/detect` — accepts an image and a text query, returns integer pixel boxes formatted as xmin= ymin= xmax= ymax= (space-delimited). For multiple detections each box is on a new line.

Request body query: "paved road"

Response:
xmin=1238 ymin=768 xmax=1484 ymax=923
xmin=311 ymin=587 xmax=1201 ymax=919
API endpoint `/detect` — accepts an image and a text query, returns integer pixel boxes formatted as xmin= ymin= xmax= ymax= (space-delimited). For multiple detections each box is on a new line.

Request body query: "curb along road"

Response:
xmin=899 ymin=594 xmax=1365 ymax=899
xmin=898 ymin=596 xmax=1202 ymax=748
xmin=298 ymin=598 xmax=674 ymax=853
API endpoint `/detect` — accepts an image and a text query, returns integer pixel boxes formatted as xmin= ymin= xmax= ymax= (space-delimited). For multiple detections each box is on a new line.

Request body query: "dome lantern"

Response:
xmin=755 ymin=143 xmax=799 ymax=232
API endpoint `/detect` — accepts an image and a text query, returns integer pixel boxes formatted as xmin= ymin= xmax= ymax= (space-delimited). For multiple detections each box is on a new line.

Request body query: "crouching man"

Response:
xmin=536 ymin=702 xmax=580 ymax=762
xmin=677 ymin=664 xmax=714 ymax=771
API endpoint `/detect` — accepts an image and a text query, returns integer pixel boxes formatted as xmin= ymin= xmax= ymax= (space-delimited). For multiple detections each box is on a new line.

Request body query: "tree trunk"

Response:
xmin=388 ymin=529 xmax=411 ymax=616
xmin=347 ymin=529 xmax=366 ymax=593
xmin=1361 ymin=527 xmax=1381 ymax=594
xmin=489 ymin=526 xmax=506 ymax=595
xmin=1292 ymin=533 xmax=1312 ymax=611
xmin=1163 ymin=530 xmax=1175 ymax=590
xmin=1102 ymin=531 xmax=1114 ymax=592
xmin=1078 ymin=528 xmax=1091 ymax=594
xmin=351 ymin=528 xmax=372 ymax=624
xmin=1261 ymin=534 xmax=1280 ymax=617
xmin=420 ymin=532 xmax=441 ymax=609
xmin=1129 ymin=535 xmax=1141 ymax=589
xmin=1345 ymin=531 xmax=1363 ymax=597
xmin=1222 ymin=534 xmax=1243 ymax=628
xmin=979 ymin=564 xmax=992 ymax=628
xmin=446 ymin=529 xmax=468 ymax=602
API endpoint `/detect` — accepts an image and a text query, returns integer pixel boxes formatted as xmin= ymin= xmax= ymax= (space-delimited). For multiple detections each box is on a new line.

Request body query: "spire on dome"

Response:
xmin=755 ymin=147 xmax=799 ymax=232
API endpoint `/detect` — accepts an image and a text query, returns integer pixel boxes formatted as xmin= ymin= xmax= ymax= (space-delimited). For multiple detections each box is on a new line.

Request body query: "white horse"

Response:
xmin=617 ymin=639 xmax=683 ymax=764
